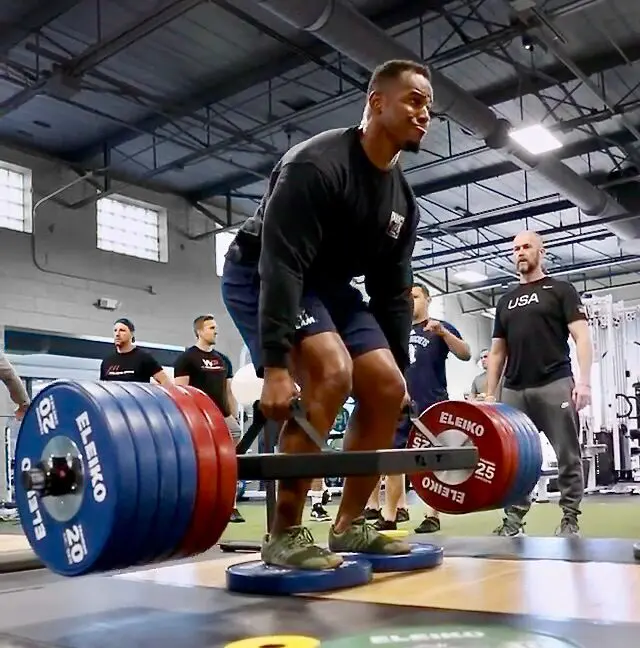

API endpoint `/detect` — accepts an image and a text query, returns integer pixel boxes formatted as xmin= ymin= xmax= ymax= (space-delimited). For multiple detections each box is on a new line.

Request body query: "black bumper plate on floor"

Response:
xmin=428 ymin=535 xmax=639 ymax=563
xmin=2 ymin=594 xmax=640 ymax=648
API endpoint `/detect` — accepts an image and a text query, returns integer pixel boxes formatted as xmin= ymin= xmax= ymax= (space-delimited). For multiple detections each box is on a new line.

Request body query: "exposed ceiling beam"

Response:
xmin=473 ymin=41 xmax=640 ymax=108
xmin=0 ymin=0 xmax=84 ymax=56
xmin=412 ymin=126 xmax=637 ymax=196
xmin=417 ymin=199 xmax=575 ymax=236
xmin=186 ymin=120 xmax=638 ymax=204
xmin=65 ymin=0 xmax=455 ymax=162
xmin=414 ymin=231 xmax=614 ymax=272
xmin=187 ymin=161 xmax=275 ymax=200
xmin=0 ymin=0 xmax=205 ymax=117
xmin=188 ymin=38 xmax=640 ymax=201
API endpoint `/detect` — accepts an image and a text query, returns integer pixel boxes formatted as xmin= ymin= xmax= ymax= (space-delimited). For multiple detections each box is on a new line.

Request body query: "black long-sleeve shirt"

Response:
xmin=232 ymin=127 xmax=418 ymax=373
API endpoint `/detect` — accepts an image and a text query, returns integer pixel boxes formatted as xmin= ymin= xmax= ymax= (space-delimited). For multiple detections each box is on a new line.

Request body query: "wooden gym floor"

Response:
xmin=1 ymin=534 xmax=640 ymax=647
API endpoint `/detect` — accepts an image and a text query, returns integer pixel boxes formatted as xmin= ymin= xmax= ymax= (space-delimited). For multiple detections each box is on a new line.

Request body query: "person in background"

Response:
xmin=366 ymin=282 xmax=471 ymax=534
xmin=0 ymin=350 xmax=29 ymax=420
xmin=100 ymin=318 xmax=171 ymax=384
xmin=470 ymin=349 xmax=489 ymax=399
xmin=308 ymin=479 xmax=332 ymax=521
xmin=174 ymin=314 xmax=245 ymax=523
xmin=469 ymin=348 xmax=504 ymax=402
xmin=485 ymin=230 xmax=592 ymax=537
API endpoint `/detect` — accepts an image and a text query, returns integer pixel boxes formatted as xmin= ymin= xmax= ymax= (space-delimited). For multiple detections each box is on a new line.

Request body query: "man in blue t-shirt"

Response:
xmin=366 ymin=282 xmax=471 ymax=532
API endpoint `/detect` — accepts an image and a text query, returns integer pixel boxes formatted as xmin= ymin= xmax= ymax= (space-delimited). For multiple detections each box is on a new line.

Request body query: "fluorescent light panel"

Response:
xmin=509 ymin=124 xmax=562 ymax=154
xmin=454 ymin=269 xmax=488 ymax=283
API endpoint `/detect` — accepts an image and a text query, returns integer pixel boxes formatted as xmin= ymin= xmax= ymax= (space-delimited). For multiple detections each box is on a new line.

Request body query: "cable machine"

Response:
xmin=581 ymin=295 xmax=640 ymax=493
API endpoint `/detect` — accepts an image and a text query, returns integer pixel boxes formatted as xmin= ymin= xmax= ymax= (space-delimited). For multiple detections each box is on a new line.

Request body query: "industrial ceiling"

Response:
xmin=2 ymin=0 xmax=639 ymax=313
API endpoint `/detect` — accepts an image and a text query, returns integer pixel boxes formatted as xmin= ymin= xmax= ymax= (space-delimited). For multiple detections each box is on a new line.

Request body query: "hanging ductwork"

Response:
xmin=256 ymin=0 xmax=640 ymax=240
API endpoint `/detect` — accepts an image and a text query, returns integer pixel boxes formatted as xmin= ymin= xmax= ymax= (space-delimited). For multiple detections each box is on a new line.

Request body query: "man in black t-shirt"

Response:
xmin=485 ymin=231 xmax=593 ymax=537
xmin=174 ymin=315 xmax=236 ymax=416
xmin=100 ymin=318 xmax=170 ymax=384
xmin=221 ymin=59 xmax=432 ymax=570
xmin=174 ymin=315 xmax=244 ymax=523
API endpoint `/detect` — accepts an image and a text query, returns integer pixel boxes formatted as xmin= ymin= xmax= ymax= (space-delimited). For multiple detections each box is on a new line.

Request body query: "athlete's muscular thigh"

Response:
xmin=352 ymin=348 xmax=405 ymax=417
xmin=291 ymin=332 xmax=353 ymax=399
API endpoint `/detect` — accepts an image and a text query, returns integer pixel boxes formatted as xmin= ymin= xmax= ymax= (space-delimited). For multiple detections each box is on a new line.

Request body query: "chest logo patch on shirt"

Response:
xmin=507 ymin=293 xmax=540 ymax=309
xmin=106 ymin=365 xmax=134 ymax=376
xmin=202 ymin=358 xmax=224 ymax=371
xmin=386 ymin=211 xmax=405 ymax=239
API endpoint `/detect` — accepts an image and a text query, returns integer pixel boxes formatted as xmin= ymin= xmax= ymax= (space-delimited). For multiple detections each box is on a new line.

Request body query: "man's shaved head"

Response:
xmin=512 ymin=230 xmax=545 ymax=281
xmin=514 ymin=230 xmax=544 ymax=249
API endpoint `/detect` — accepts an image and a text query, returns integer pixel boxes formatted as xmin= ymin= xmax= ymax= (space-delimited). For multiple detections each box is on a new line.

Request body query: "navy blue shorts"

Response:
xmin=221 ymin=257 xmax=390 ymax=373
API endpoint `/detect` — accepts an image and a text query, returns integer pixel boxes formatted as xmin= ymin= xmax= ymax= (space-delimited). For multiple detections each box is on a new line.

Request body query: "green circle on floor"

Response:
xmin=321 ymin=625 xmax=583 ymax=647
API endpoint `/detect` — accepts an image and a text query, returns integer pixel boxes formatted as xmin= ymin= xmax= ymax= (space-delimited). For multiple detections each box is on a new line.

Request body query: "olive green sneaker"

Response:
xmin=261 ymin=526 xmax=344 ymax=571
xmin=328 ymin=516 xmax=412 ymax=555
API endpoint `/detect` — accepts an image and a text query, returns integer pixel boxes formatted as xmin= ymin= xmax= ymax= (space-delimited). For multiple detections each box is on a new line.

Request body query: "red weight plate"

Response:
xmin=158 ymin=384 xmax=219 ymax=558
xmin=407 ymin=400 xmax=514 ymax=514
xmin=474 ymin=403 xmax=520 ymax=511
xmin=178 ymin=386 xmax=237 ymax=552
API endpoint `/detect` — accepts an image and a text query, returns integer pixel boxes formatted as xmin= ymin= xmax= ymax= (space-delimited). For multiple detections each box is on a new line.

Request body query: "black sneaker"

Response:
xmin=364 ymin=507 xmax=382 ymax=521
xmin=230 ymin=508 xmax=245 ymax=523
xmin=414 ymin=515 xmax=440 ymax=533
xmin=310 ymin=503 xmax=331 ymax=522
xmin=395 ymin=507 xmax=410 ymax=523
xmin=373 ymin=518 xmax=397 ymax=532
xmin=322 ymin=489 xmax=331 ymax=506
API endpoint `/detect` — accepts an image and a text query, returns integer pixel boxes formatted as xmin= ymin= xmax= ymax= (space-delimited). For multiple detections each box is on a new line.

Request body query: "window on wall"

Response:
xmin=0 ymin=161 xmax=33 ymax=234
xmin=96 ymin=194 xmax=168 ymax=262
xmin=215 ymin=227 xmax=238 ymax=276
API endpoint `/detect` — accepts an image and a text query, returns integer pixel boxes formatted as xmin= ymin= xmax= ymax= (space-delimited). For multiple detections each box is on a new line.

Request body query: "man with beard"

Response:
xmin=485 ymin=230 xmax=593 ymax=537
xmin=100 ymin=318 xmax=170 ymax=384
xmin=221 ymin=59 xmax=432 ymax=570
xmin=174 ymin=314 xmax=245 ymax=523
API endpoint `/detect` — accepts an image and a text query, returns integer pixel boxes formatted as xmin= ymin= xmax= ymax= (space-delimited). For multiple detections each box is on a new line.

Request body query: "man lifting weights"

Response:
xmin=221 ymin=59 xmax=432 ymax=570
xmin=174 ymin=314 xmax=245 ymax=523
xmin=485 ymin=230 xmax=593 ymax=537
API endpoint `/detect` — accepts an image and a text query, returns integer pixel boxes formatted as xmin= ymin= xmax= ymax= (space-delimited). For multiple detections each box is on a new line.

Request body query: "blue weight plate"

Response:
xmin=136 ymin=383 xmax=198 ymax=558
xmin=497 ymin=403 xmax=543 ymax=495
xmin=76 ymin=381 xmax=141 ymax=571
xmin=114 ymin=383 xmax=180 ymax=564
xmin=95 ymin=382 xmax=158 ymax=568
xmin=339 ymin=543 xmax=444 ymax=573
xmin=15 ymin=380 xmax=138 ymax=576
xmin=225 ymin=559 xmax=372 ymax=595
xmin=496 ymin=403 xmax=535 ymax=507
xmin=479 ymin=404 xmax=525 ymax=511
xmin=495 ymin=404 xmax=540 ymax=506
xmin=508 ymin=414 xmax=534 ymax=506
xmin=492 ymin=404 xmax=531 ymax=507
xmin=508 ymin=406 xmax=543 ymax=495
